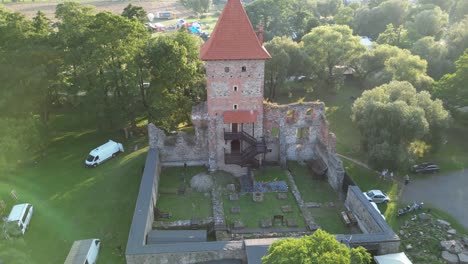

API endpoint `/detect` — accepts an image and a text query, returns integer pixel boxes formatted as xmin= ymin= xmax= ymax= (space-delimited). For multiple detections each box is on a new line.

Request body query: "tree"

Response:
xmin=145 ymin=29 xmax=205 ymax=131
xmin=180 ymin=0 xmax=211 ymax=15
xmin=356 ymin=44 xmax=433 ymax=90
xmin=317 ymin=0 xmax=342 ymax=17
xmin=376 ymin=24 xmax=410 ymax=49
xmin=246 ymin=0 xmax=295 ymax=41
xmin=334 ymin=6 xmax=355 ymax=27
xmin=444 ymin=17 xmax=468 ymax=61
xmin=77 ymin=12 xmax=149 ymax=129
xmin=262 ymin=229 xmax=371 ymax=264
xmin=245 ymin=0 xmax=319 ymax=41
xmin=264 ymin=37 xmax=305 ymax=100
xmin=122 ymin=4 xmax=147 ymax=23
xmin=450 ymin=0 xmax=468 ymax=23
xmin=384 ymin=50 xmax=433 ymax=90
xmin=417 ymin=0 xmax=454 ymax=12
xmin=407 ymin=6 xmax=448 ymax=39
xmin=302 ymin=25 xmax=365 ymax=90
xmin=435 ymin=50 xmax=468 ymax=108
xmin=351 ymin=81 xmax=450 ymax=169
xmin=411 ymin=36 xmax=453 ymax=79
xmin=353 ymin=0 xmax=410 ymax=39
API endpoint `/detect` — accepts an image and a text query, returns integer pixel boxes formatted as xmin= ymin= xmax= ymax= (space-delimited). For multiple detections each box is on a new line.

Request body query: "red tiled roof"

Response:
xmin=200 ymin=0 xmax=271 ymax=61
xmin=223 ymin=110 xmax=258 ymax=123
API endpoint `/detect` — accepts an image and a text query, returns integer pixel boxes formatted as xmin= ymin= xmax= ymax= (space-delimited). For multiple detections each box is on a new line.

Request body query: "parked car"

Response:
xmin=6 ymin=203 xmax=34 ymax=236
xmin=370 ymin=202 xmax=386 ymax=220
xmin=85 ymin=140 xmax=124 ymax=168
xmin=411 ymin=162 xmax=440 ymax=174
xmin=363 ymin=190 xmax=390 ymax=203
xmin=64 ymin=238 xmax=101 ymax=264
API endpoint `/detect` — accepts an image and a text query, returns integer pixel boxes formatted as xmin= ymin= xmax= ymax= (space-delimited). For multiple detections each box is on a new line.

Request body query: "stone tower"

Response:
xmin=200 ymin=0 xmax=271 ymax=172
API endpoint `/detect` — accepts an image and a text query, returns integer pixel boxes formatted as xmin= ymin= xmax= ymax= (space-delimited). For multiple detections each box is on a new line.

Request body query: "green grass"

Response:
xmin=252 ymin=167 xmax=289 ymax=183
xmin=0 ymin=109 xmax=147 ymax=264
xmin=287 ymin=161 xmax=338 ymax=203
xmin=156 ymin=166 xmax=212 ymax=221
xmin=224 ymin=192 xmax=305 ymax=229
xmin=222 ymin=168 xmax=305 ymax=229
xmin=307 ymin=206 xmax=358 ymax=234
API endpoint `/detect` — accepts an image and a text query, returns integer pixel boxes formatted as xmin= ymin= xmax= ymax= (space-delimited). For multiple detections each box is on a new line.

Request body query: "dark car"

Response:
xmin=412 ymin=162 xmax=440 ymax=174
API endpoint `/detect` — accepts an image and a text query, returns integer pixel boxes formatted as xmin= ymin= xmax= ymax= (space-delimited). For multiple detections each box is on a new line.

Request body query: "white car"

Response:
xmin=370 ymin=202 xmax=386 ymax=220
xmin=363 ymin=190 xmax=390 ymax=203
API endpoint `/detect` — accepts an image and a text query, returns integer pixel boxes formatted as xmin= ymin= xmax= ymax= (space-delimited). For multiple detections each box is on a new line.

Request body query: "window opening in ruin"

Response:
xmin=286 ymin=109 xmax=296 ymax=123
xmin=233 ymin=85 xmax=238 ymax=92
xmin=225 ymin=67 xmax=230 ymax=73
xmin=233 ymin=104 xmax=238 ymax=110
xmin=271 ymin=127 xmax=279 ymax=137
xmin=297 ymin=127 xmax=310 ymax=140
xmin=242 ymin=66 xmax=246 ymax=72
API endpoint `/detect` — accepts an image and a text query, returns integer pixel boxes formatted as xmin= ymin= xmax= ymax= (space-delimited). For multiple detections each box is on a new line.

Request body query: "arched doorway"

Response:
xmin=231 ymin=140 xmax=241 ymax=153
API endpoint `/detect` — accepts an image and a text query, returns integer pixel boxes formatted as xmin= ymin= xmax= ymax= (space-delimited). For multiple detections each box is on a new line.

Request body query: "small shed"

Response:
xmin=374 ymin=252 xmax=413 ymax=264
xmin=146 ymin=230 xmax=207 ymax=244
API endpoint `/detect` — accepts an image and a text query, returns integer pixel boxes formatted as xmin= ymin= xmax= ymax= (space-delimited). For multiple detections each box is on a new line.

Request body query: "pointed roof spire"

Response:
xmin=200 ymin=0 xmax=271 ymax=61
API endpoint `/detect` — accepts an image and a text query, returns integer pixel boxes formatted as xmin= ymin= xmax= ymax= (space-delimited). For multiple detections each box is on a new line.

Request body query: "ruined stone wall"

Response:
xmin=263 ymin=101 xmax=328 ymax=162
xmin=263 ymin=101 xmax=344 ymax=191
xmin=148 ymin=103 xmax=209 ymax=164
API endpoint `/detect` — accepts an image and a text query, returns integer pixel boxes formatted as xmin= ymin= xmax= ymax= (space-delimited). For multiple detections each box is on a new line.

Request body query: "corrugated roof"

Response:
xmin=200 ymin=0 xmax=271 ymax=61
xmin=223 ymin=110 xmax=258 ymax=123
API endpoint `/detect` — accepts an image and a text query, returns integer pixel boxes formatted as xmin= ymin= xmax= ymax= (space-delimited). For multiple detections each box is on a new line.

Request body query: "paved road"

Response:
xmin=401 ymin=169 xmax=468 ymax=229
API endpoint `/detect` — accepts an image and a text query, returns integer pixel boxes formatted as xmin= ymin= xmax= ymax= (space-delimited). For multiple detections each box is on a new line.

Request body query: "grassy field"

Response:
xmin=0 ymin=110 xmax=146 ymax=264
xmin=224 ymin=192 xmax=305 ymax=229
xmin=224 ymin=168 xmax=305 ymax=229
xmin=156 ymin=166 xmax=212 ymax=221
xmin=287 ymin=161 xmax=338 ymax=203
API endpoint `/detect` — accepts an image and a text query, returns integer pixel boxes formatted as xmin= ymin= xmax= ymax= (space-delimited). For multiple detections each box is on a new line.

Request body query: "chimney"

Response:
xmin=256 ymin=24 xmax=264 ymax=44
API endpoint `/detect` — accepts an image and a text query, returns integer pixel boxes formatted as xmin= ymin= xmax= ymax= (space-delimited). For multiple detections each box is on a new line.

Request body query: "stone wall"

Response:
xmin=263 ymin=101 xmax=344 ymax=191
xmin=339 ymin=185 xmax=400 ymax=254
xmin=148 ymin=103 xmax=209 ymax=165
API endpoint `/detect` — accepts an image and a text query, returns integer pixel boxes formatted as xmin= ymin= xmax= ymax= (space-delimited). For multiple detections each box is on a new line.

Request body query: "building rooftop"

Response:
xmin=200 ymin=0 xmax=271 ymax=61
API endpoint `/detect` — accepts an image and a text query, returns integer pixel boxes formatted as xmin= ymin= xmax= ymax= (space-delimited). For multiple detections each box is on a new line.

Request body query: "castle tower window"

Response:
xmin=225 ymin=67 xmax=230 ymax=73
xmin=241 ymin=66 xmax=247 ymax=72
xmin=233 ymin=104 xmax=238 ymax=110
xmin=233 ymin=85 xmax=238 ymax=92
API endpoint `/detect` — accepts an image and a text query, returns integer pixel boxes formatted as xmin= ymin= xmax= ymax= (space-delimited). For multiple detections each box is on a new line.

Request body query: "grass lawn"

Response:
xmin=0 ymin=109 xmax=147 ymax=264
xmin=156 ymin=166 xmax=212 ymax=221
xmin=223 ymin=192 xmax=305 ymax=229
xmin=287 ymin=161 xmax=337 ymax=203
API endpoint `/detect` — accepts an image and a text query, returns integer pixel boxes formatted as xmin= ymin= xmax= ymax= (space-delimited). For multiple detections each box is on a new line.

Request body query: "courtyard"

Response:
xmin=153 ymin=164 xmax=360 ymax=240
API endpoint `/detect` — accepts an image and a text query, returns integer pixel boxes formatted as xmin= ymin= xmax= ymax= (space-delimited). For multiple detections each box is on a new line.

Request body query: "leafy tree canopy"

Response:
xmin=352 ymin=81 xmax=450 ymax=168
xmin=302 ymin=25 xmax=365 ymax=90
xmin=435 ymin=50 xmax=468 ymax=108
xmin=262 ymin=229 xmax=371 ymax=264
xmin=122 ymin=4 xmax=147 ymax=23
xmin=411 ymin=36 xmax=453 ymax=79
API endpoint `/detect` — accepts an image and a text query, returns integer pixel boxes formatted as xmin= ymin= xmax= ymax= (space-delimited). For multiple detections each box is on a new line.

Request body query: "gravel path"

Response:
xmin=400 ymin=169 xmax=468 ymax=229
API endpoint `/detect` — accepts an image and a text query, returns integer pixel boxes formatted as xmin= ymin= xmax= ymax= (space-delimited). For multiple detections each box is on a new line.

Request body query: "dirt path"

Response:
xmin=400 ymin=169 xmax=468 ymax=229
xmin=3 ymin=0 xmax=190 ymax=20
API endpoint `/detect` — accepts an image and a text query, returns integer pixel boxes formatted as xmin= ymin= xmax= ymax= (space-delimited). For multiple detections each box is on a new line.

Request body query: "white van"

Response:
xmin=64 ymin=239 xmax=101 ymax=264
xmin=6 ymin=203 xmax=34 ymax=236
xmin=85 ymin=140 xmax=124 ymax=168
